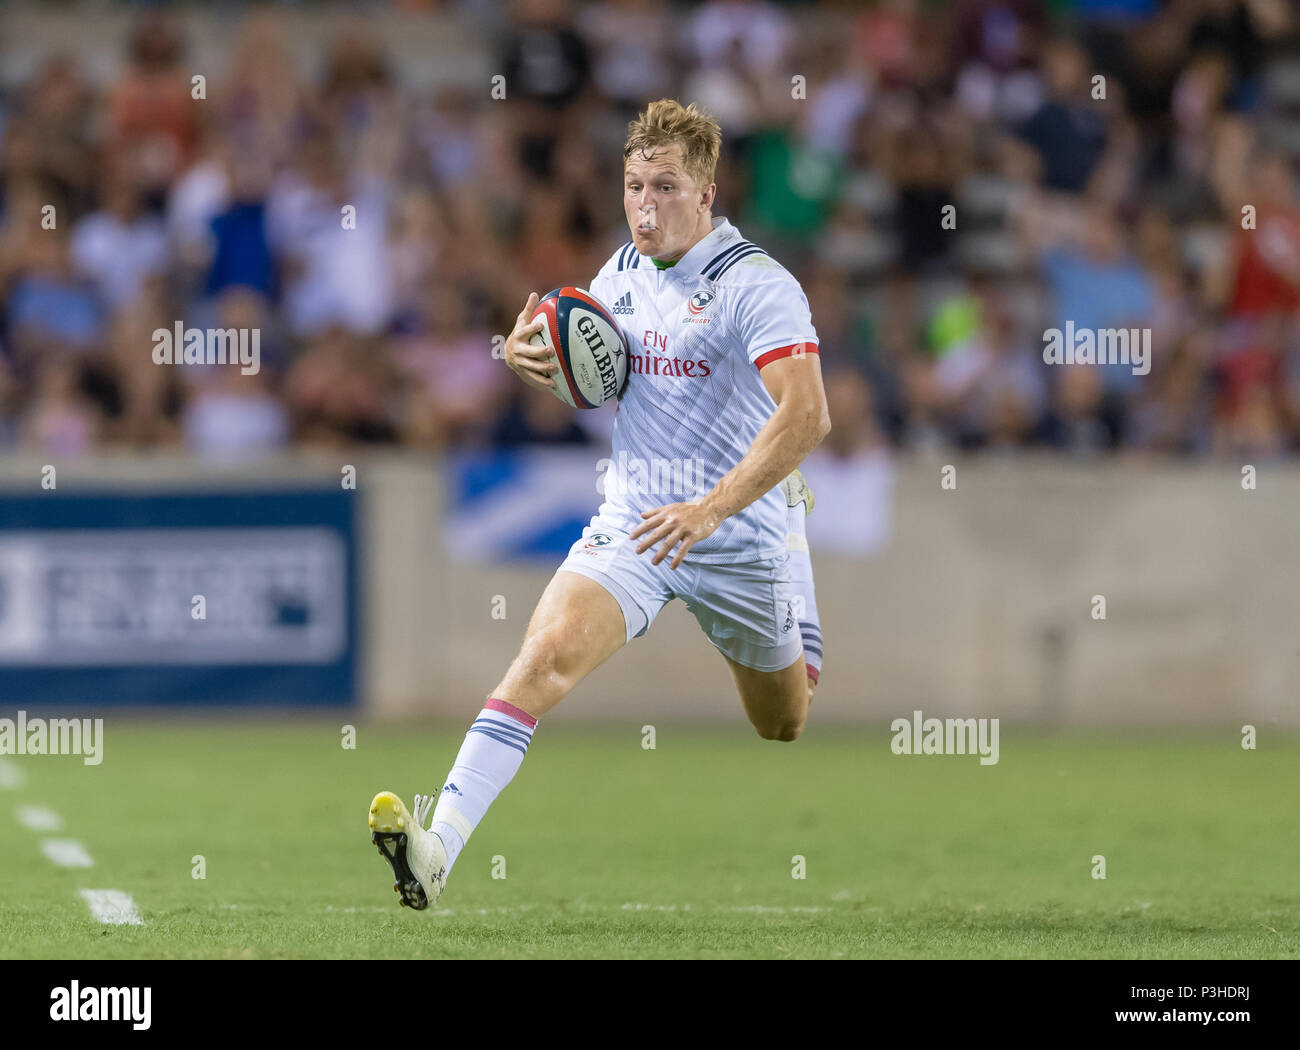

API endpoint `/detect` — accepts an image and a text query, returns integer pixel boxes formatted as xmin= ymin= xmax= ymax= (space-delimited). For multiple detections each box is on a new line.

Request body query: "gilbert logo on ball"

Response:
xmin=530 ymin=288 xmax=630 ymax=409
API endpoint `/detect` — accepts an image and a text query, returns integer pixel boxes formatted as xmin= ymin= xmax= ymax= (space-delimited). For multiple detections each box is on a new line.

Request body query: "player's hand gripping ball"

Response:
xmin=528 ymin=288 xmax=630 ymax=409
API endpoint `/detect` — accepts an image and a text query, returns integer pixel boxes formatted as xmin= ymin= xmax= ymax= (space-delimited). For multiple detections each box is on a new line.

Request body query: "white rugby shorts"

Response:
xmin=556 ymin=514 xmax=803 ymax=673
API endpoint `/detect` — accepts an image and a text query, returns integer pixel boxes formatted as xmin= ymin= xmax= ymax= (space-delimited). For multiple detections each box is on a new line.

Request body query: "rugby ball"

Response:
xmin=530 ymin=287 xmax=629 ymax=409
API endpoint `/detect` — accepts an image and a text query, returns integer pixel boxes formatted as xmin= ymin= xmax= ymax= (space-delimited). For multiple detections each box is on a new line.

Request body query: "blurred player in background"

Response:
xmin=370 ymin=99 xmax=829 ymax=910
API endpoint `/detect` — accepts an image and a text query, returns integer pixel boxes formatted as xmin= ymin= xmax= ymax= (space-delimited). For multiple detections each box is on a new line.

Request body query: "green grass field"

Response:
xmin=1 ymin=722 xmax=1296 ymax=959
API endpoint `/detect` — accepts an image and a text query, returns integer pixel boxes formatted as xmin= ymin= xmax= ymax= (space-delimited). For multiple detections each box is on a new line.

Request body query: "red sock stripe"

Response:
xmin=806 ymin=665 xmax=820 ymax=685
xmin=485 ymin=697 xmax=538 ymax=730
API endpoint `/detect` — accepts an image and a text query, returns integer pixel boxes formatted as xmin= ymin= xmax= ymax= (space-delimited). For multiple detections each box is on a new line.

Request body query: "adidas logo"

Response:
xmin=612 ymin=291 xmax=634 ymax=315
xmin=782 ymin=600 xmax=794 ymax=633
xmin=441 ymin=782 xmax=463 ymax=796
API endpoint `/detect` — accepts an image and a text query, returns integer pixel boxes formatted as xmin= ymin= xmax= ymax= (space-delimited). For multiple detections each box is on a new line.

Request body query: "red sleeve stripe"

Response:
xmin=754 ymin=343 xmax=819 ymax=370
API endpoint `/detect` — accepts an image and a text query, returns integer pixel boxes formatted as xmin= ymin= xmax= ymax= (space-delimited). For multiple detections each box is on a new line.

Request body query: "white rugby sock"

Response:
xmin=787 ymin=503 xmax=822 ymax=685
xmin=430 ymin=698 xmax=538 ymax=874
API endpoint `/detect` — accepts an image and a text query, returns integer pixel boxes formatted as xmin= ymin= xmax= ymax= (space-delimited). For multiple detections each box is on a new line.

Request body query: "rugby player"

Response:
xmin=369 ymin=99 xmax=829 ymax=909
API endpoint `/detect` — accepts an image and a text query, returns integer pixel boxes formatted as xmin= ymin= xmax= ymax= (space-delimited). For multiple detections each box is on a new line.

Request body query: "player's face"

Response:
xmin=624 ymin=145 xmax=714 ymax=261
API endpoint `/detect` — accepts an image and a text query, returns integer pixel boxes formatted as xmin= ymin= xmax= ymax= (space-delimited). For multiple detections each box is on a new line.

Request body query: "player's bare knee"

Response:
xmin=753 ymin=716 xmax=804 ymax=742
xmin=497 ymin=643 xmax=555 ymax=705
xmin=756 ymin=723 xmax=802 ymax=742
xmin=515 ymin=626 xmax=587 ymax=689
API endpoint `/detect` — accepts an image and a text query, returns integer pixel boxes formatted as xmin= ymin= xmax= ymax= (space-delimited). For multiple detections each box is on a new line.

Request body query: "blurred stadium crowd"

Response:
xmin=2 ymin=0 xmax=1300 ymax=463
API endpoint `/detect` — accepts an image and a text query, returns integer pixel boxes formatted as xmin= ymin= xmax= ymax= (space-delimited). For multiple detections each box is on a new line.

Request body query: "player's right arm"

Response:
xmin=503 ymin=291 xmax=558 ymax=392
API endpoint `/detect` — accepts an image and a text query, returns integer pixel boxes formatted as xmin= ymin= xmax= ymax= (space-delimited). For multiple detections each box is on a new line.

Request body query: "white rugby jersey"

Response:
xmin=588 ymin=217 xmax=819 ymax=563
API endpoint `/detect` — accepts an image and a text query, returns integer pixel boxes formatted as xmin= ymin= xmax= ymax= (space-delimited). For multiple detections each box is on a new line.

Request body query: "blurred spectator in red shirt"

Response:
xmin=107 ymin=15 xmax=200 ymax=205
xmin=1226 ymin=155 xmax=1300 ymax=317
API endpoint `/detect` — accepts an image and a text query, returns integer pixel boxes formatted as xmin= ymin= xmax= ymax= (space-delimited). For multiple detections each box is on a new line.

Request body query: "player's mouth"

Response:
xmin=636 ymin=206 xmax=658 ymax=236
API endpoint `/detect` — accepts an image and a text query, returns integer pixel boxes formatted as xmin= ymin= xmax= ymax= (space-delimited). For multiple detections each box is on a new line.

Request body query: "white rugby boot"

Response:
xmin=368 ymin=791 xmax=448 ymax=910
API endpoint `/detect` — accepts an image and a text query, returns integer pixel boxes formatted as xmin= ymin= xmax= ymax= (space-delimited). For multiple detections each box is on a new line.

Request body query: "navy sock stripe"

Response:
xmin=471 ymin=718 xmax=533 ymax=747
xmin=472 ymin=715 xmax=534 ymax=740
xmin=467 ymin=726 xmax=528 ymax=755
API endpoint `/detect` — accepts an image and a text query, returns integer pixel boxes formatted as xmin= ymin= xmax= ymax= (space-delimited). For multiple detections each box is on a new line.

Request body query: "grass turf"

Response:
xmin=0 ymin=722 xmax=1296 ymax=959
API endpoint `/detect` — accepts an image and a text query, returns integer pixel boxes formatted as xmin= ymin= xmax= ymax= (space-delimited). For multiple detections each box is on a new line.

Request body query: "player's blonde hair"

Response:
xmin=624 ymin=99 xmax=721 ymax=188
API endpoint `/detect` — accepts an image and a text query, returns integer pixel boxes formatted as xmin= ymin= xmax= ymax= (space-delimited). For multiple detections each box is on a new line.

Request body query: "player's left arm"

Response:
xmin=632 ymin=348 xmax=830 ymax=568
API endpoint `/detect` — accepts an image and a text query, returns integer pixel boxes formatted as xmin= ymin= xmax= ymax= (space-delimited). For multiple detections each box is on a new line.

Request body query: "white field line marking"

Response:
xmin=8 ymin=781 xmax=146 ymax=928
xmin=17 ymin=804 xmax=63 ymax=832
xmin=79 ymin=889 xmax=144 ymax=926
xmin=0 ymin=759 xmax=24 ymax=790
xmin=41 ymin=839 xmax=94 ymax=868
